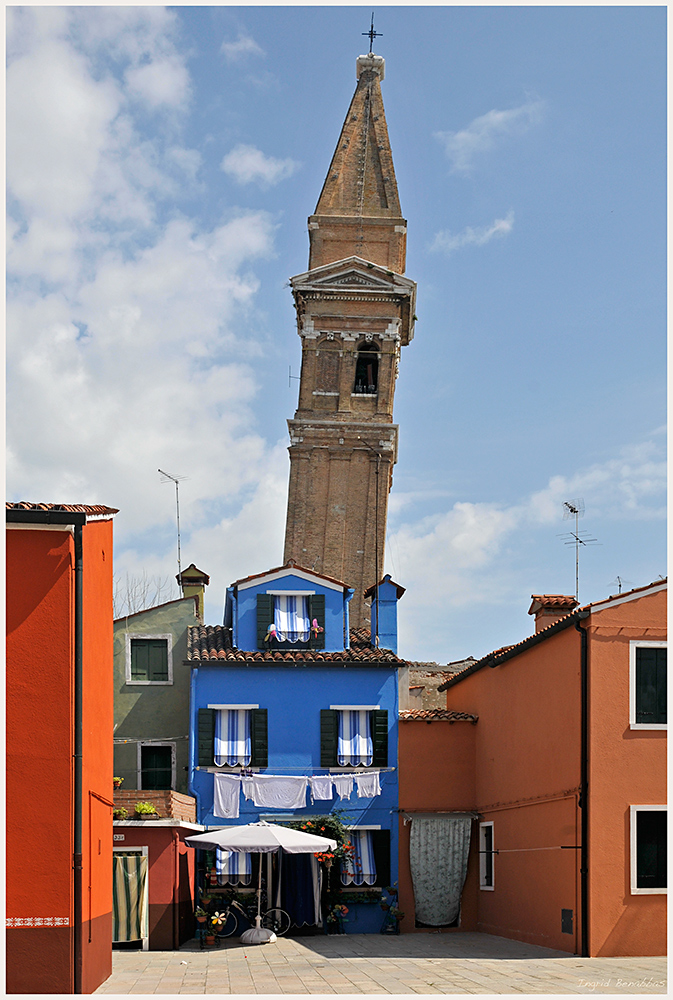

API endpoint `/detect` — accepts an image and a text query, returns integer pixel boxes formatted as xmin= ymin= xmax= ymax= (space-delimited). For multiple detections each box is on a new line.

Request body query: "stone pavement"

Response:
xmin=95 ymin=933 xmax=666 ymax=995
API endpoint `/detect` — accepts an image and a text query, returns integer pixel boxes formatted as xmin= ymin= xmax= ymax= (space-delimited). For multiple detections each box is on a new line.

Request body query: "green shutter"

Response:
xmin=197 ymin=708 xmax=216 ymax=768
xmin=309 ymin=594 xmax=326 ymax=649
xmin=371 ymin=709 xmax=388 ymax=767
xmin=257 ymin=594 xmax=274 ymax=649
xmin=636 ymin=648 xmax=667 ymax=724
xmin=130 ymin=639 xmax=148 ymax=680
xmin=320 ymin=709 xmax=338 ymax=767
xmin=148 ymin=641 xmax=168 ymax=681
xmin=250 ymin=708 xmax=268 ymax=768
xmin=371 ymin=829 xmax=390 ymax=888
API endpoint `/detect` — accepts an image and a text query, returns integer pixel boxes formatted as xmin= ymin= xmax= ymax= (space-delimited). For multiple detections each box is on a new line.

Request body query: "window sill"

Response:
xmin=351 ymin=393 xmax=377 ymax=398
xmin=630 ymin=887 xmax=667 ymax=895
xmin=479 ymin=885 xmax=495 ymax=892
xmin=126 ymin=680 xmax=173 ymax=686
xmin=629 ymin=724 xmax=667 ymax=731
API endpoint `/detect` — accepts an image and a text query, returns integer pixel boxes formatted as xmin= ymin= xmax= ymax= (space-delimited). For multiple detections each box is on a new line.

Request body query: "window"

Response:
xmin=353 ymin=345 xmax=378 ymax=394
xmin=341 ymin=829 xmax=390 ymax=888
xmin=139 ymin=743 xmax=174 ymax=790
xmin=320 ymin=707 xmax=387 ymax=768
xmin=479 ymin=822 xmax=495 ymax=890
xmin=216 ymin=848 xmax=252 ymax=886
xmin=125 ymin=634 xmax=173 ymax=685
xmin=256 ymin=593 xmax=325 ymax=650
xmin=630 ymin=642 xmax=667 ymax=728
xmin=197 ymin=706 xmax=268 ymax=769
xmin=630 ymin=806 xmax=667 ymax=894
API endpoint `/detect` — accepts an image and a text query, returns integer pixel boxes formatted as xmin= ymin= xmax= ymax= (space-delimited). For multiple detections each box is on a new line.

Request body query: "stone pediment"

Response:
xmin=314 ymin=268 xmax=391 ymax=289
xmin=290 ymin=257 xmax=416 ymax=298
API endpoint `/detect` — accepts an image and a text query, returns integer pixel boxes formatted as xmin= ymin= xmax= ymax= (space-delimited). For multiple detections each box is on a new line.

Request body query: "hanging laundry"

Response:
xmin=250 ymin=775 xmax=308 ymax=809
xmin=213 ymin=773 xmax=241 ymax=819
xmin=241 ymin=775 xmax=255 ymax=801
xmin=355 ymin=770 xmax=381 ymax=798
xmin=309 ymin=775 xmax=333 ymax=802
xmin=332 ymin=774 xmax=354 ymax=801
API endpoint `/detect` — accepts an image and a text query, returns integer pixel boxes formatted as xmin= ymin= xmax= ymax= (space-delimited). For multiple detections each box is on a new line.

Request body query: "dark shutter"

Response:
xmin=309 ymin=594 xmax=326 ymax=649
xmin=148 ymin=640 xmax=168 ymax=681
xmin=257 ymin=594 xmax=274 ymax=649
xmin=320 ymin=709 xmax=338 ymax=767
xmin=371 ymin=709 xmax=388 ymax=767
xmin=371 ymin=829 xmax=390 ymax=887
xmin=636 ymin=647 xmax=667 ymax=724
xmin=250 ymin=708 xmax=268 ymax=768
xmin=197 ymin=708 xmax=216 ymax=768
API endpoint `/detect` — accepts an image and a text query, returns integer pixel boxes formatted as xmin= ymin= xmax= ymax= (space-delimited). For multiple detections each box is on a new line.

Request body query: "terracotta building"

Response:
xmin=397 ymin=581 xmax=666 ymax=957
xmin=283 ymin=52 xmax=417 ymax=628
xmin=6 ymin=502 xmax=117 ymax=993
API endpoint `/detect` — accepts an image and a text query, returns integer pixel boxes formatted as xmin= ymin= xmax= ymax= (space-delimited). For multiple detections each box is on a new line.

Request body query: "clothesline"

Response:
xmin=212 ymin=770 xmax=384 ymax=819
xmin=198 ymin=766 xmax=396 ymax=774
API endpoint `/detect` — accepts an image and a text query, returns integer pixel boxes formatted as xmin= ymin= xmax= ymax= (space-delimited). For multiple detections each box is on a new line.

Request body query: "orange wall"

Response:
xmin=397 ymin=719 xmax=478 ymax=932
xmin=586 ymin=590 xmax=667 ymax=957
xmin=444 ymin=626 xmax=582 ymax=953
xmin=6 ymin=519 xmax=114 ymax=994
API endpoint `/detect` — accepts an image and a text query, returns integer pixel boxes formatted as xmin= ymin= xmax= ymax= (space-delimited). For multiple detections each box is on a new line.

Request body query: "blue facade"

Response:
xmin=189 ymin=566 xmax=403 ymax=934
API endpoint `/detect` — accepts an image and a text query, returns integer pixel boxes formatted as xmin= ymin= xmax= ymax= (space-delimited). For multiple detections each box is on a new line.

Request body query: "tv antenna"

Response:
xmin=608 ymin=576 xmax=633 ymax=596
xmin=158 ymin=469 xmax=188 ymax=592
xmin=288 ymin=365 xmax=301 ymax=389
xmin=557 ymin=498 xmax=599 ymax=602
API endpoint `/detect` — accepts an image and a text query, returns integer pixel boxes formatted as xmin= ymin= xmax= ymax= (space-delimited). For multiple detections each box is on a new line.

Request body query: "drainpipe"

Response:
xmin=73 ymin=522 xmax=84 ymax=993
xmin=188 ymin=667 xmax=202 ymax=822
xmin=575 ymin=614 xmax=590 ymax=958
xmin=172 ymin=830 xmax=180 ymax=950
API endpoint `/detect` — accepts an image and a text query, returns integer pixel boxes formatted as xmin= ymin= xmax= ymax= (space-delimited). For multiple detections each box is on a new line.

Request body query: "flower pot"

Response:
xmin=205 ymin=935 xmax=215 ymax=946
xmin=196 ymin=916 xmax=207 ymax=924
xmin=135 ymin=813 xmax=158 ymax=820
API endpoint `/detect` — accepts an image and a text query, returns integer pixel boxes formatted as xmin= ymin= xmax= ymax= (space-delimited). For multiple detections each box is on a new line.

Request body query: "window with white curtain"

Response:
xmin=215 ymin=709 xmax=252 ymax=766
xmin=341 ymin=830 xmax=377 ymax=885
xmin=216 ymin=848 xmax=252 ymax=886
xmin=337 ymin=710 xmax=373 ymax=766
xmin=274 ymin=595 xmax=310 ymax=643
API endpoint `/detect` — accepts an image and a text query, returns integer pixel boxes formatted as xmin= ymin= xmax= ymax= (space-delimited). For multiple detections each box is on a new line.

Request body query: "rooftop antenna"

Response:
xmin=557 ymin=498 xmax=600 ymax=602
xmin=158 ymin=469 xmax=188 ymax=593
xmin=362 ymin=12 xmax=382 ymax=53
xmin=608 ymin=576 xmax=633 ymax=596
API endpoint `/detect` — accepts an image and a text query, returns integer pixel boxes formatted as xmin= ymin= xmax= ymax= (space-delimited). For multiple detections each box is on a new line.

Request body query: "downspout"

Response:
xmin=575 ymin=614 xmax=590 ymax=958
xmin=188 ymin=667 xmax=202 ymax=822
xmin=172 ymin=830 xmax=180 ymax=950
xmin=73 ymin=522 xmax=83 ymax=994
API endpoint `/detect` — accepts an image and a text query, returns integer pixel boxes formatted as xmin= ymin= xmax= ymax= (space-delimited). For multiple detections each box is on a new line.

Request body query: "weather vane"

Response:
xmin=362 ymin=13 xmax=382 ymax=53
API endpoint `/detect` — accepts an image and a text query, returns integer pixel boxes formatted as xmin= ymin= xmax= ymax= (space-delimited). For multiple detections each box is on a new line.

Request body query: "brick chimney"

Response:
xmin=528 ymin=594 xmax=579 ymax=633
xmin=177 ymin=564 xmax=209 ymax=624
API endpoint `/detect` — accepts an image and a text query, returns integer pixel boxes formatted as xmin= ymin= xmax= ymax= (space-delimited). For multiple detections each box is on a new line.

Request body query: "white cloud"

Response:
xmin=221 ymin=33 xmax=265 ymax=63
xmin=436 ymin=99 xmax=544 ymax=173
xmin=221 ymin=144 xmax=298 ymax=187
xmin=431 ymin=210 xmax=514 ymax=254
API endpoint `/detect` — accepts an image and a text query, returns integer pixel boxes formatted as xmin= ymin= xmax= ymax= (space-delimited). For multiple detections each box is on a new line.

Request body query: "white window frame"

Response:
xmin=330 ymin=705 xmax=381 ymax=769
xmin=137 ymin=741 xmax=176 ymax=790
xmin=479 ymin=821 xmax=495 ymax=891
xmin=630 ymin=805 xmax=667 ymax=895
xmin=629 ymin=640 xmax=667 ymax=730
xmin=125 ymin=633 xmax=173 ymax=686
xmin=207 ymin=704 xmax=259 ymax=769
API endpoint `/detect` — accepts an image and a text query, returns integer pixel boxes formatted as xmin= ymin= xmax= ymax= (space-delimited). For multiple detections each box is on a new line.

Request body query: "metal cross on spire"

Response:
xmin=362 ymin=12 xmax=382 ymax=53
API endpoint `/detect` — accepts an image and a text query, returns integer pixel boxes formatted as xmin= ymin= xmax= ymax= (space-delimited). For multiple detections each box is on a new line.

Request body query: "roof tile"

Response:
xmin=187 ymin=625 xmax=404 ymax=664
xmin=399 ymin=709 xmax=478 ymax=723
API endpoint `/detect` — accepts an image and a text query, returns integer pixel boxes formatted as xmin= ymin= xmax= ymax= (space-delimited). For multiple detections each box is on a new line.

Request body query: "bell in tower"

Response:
xmin=283 ymin=51 xmax=417 ymax=630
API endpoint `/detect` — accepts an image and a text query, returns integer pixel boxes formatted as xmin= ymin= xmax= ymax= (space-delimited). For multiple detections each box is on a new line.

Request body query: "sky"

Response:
xmin=6 ymin=5 xmax=666 ymax=663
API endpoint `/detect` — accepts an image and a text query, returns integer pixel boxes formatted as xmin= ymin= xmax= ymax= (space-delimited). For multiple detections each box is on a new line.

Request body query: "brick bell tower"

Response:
xmin=283 ymin=52 xmax=417 ymax=630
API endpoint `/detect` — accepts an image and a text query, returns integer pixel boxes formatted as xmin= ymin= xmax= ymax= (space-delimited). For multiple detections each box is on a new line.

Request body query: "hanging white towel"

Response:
xmin=332 ymin=774 xmax=354 ymax=801
xmin=250 ymin=775 xmax=308 ymax=809
xmin=355 ymin=770 xmax=381 ymax=798
xmin=213 ymin=773 xmax=241 ymax=819
xmin=309 ymin=775 xmax=334 ymax=802
xmin=241 ymin=776 xmax=255 ymax=801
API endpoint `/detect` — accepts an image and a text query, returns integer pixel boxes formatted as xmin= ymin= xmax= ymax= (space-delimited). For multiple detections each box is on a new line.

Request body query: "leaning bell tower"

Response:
xmin=283 ymin=51 xmax=416 ymax=629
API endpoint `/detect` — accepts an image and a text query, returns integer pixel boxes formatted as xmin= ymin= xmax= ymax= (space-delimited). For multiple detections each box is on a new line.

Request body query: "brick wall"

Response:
xmin=113 ymin=789 xmax=196 ymax=822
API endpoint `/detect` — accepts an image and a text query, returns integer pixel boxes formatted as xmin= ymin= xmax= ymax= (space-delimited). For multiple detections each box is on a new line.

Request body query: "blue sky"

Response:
xmin=7 ymin=5 xmax=666 ymax=662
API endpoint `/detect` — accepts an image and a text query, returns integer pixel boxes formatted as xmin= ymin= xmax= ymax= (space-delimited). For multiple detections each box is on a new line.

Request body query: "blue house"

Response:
xmin=187 ymin=562 xmax=405 ymax=933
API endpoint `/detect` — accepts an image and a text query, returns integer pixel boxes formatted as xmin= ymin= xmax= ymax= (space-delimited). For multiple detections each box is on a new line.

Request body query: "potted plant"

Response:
xmin=194 ymin=907 xmax=208 ymax=924
xmin=113 ymin=776 xmax=124 ymax=789
xmin=134 ymin=801 xmax=158 ymax=819
xmin=113 ymin=806 xmax=128 ymax=820
xmin=326 ymin=903 xmax=349 ymax=935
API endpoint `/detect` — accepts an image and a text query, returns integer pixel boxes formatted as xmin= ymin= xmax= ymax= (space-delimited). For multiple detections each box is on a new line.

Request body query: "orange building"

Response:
xmin=398 ymin=581 xmax=666 ymax=957
xmin=6 ymin=502 xmax=117 ymax=994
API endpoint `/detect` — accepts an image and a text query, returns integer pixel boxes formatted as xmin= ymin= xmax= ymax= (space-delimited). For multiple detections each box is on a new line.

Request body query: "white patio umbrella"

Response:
xmin=185 ymin=821 xmax=337 ymax=944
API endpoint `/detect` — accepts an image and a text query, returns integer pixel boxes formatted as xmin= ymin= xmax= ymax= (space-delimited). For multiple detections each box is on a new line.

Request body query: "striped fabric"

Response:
xmin=216 ymin=848 xmax=252 ymax=886
xmin=337 ymin=710 xmax=373 ymax=766
xmin=274 ymin=595 xmax=310 ymax=642
xmin=112 ymin=854 xmax=148 ymax=942
xmin=215 ymin=709 xmax=252 ymax=766
xmin=341 ymin=830 xmax=377 ymax=886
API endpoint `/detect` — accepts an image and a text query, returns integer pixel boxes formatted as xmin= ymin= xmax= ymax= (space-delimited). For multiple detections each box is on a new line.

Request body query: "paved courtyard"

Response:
xmin=95 ymin=933 xmax=667 ymax=994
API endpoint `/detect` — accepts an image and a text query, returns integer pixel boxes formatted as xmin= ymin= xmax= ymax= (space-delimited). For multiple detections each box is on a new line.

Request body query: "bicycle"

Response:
xmin=214 ymin=892 xmax=291 ymax=939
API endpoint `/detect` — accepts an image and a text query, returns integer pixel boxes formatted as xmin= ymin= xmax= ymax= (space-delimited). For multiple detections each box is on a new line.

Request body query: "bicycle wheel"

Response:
xmin=261 ymin=908 xmax=291 ymax=936
xmin=216 ymin=910 xmax=238 ymax=938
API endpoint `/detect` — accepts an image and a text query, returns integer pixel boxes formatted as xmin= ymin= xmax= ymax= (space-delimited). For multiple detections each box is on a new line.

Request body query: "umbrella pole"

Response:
xmin=255 ymin=854 xmax=263 ymax=920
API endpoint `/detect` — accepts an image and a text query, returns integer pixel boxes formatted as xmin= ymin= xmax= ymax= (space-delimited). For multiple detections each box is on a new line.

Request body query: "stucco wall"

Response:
xmin=114 ymin=597 xmax=198 ymax=794
xmin=234 ymin=572 xmax=349 ymax=651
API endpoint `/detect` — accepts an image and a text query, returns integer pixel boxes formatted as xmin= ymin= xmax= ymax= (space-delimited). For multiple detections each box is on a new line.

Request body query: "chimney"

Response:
xmin=177 ymin=563 xmax=210 ymax=624
xmin=364 ymin=574 xmax=405 ymax=653
xmin=528 ymin=594 xmax=579 ymax=633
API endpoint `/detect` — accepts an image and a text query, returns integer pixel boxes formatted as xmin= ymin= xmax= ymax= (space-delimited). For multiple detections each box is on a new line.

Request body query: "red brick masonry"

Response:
xmin=114 ymin=789 xmax=196 ymax=822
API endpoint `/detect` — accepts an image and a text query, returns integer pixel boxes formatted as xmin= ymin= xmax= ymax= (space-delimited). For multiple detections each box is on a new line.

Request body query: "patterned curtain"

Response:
xmin=214 ymin=709 xmax=251 ymax=766
xmin=216 ymin=848 xmax=252 ymax=886
xmin=410 ymin=816 xmax=472 ymax=926
xmin=337 ymin=710 xmax=373 ymax=766
xmin=274 ymin=595 xmax=310 ymax=642
xmin=113 ymin=854 xmax=148 ymax=942
xmin=341 ymin=830 xmax=377 ymax=885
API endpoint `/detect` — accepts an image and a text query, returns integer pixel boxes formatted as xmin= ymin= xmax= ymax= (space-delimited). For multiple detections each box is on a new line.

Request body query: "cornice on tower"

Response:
xmin=308 ymin=54 xmax=407 ymax=274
